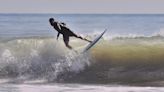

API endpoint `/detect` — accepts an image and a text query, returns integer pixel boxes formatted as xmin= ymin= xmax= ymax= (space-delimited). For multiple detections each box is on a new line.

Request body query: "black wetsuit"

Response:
xmin=50 ymin=19 xmax=91 ymax=49
xmin=52 ymin=22 xmax=78 ymax=49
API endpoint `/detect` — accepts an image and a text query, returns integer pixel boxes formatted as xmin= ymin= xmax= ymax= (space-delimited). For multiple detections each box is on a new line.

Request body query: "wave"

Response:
xmin=0 ymin=36 xmax=164 ymax=85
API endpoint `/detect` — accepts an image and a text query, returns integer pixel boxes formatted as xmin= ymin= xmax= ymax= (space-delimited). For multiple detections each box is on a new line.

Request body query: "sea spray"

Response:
xmin=0 ymin=37 xmax=91 ymax=83
xmin=46 ymin=51 xmax=91 ymax=82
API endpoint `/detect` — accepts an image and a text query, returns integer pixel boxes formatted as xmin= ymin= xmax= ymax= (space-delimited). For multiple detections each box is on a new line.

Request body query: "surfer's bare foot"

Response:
xmin=86 ymin=40 xmax=92 ymax=43
xmin=66 ymin=45 xmax=72 ymax=49
xmin=83 ymin=38 xmax=92 ymax=43
xmin=88 ymin=40 xmax=92 ymax=43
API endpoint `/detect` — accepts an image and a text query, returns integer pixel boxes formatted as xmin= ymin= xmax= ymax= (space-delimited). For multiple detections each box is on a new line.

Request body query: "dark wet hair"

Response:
xmin=49 ymin=18 xmax=54 ymax=23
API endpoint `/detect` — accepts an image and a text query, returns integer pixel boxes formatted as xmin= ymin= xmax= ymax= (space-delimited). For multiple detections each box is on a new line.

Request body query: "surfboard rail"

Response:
xmin=82 ymin=29 xmax=107 ymax=53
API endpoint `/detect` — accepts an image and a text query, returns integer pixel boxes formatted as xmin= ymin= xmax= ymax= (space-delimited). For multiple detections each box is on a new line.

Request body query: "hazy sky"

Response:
xmin=0 ymin=0 xmax=164 ymax=13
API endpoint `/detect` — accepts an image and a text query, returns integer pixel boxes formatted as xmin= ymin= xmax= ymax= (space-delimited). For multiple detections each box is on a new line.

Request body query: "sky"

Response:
xmin=0 ymin=0 xmax=164 ymax=14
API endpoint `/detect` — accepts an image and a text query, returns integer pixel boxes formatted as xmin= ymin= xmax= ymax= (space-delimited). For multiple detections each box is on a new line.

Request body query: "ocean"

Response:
xmin=0 ymin=14 xmax=164 ymax=92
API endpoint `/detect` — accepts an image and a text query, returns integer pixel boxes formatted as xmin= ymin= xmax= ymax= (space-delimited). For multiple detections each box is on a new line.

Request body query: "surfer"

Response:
xmin=49 ymin=18 xmax=92 ymax=49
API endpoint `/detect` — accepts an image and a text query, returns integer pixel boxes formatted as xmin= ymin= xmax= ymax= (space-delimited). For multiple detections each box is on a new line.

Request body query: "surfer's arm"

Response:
xmin=57 ymin=22 xmax=61 ymax=30
xmin=60 ymin=22 xmax=66 ymax=26
xmin=57 ymin=32 xmax=60 ymax=40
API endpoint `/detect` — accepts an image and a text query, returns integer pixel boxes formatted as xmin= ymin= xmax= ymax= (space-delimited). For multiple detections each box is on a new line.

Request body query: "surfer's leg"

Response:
xmin=73 ymin=34 xmax=92 ymax=43
xmin=63 ymin=36 xmax=72 ymax=49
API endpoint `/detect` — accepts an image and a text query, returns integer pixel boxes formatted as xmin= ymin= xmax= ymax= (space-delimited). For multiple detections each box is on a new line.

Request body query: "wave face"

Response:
xmin=0 ymin=36 xmax=164 ymax=85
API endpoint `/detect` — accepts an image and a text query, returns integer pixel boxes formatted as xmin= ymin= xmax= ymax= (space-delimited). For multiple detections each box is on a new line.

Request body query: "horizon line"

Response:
xmin=0 ymin=12 xmax=164 ymax=15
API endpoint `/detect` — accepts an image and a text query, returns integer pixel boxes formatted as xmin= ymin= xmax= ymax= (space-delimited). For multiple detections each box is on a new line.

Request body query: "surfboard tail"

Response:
xmin=82 ymin=29 xmax=107 ymax=53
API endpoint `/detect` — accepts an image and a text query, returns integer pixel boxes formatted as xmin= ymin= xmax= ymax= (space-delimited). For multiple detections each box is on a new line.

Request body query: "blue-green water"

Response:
xmin=0 ymin=14 xmax=164 ymax=37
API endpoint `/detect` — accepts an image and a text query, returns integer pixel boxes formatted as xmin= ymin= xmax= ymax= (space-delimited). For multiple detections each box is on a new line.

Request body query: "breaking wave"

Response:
xmin=0 ymin=35 xmax=164 ymax=85
xmin=0 ymin=37 xmax=91 ymax=83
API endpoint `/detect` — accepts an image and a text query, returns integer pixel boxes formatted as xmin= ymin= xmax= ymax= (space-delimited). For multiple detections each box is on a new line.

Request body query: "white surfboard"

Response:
xmin=82 ymin=29 xmax=107 ymax=53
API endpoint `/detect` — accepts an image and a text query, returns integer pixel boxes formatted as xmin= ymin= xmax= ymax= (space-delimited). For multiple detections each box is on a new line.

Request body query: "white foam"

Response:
xmin=153 ymin=28 xmax=164 ymax=36
xmin=0 ymin=49 xmax=16 ymax=64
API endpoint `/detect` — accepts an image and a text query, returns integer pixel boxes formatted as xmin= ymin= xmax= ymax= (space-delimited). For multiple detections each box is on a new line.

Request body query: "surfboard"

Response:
xmin=82 ymin=29 xmax=107 ymax=53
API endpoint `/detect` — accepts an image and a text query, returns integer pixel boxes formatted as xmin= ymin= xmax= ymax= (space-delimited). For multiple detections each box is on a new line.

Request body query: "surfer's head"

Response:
xmin=49 ymin=18 xmax=54 ymax=26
